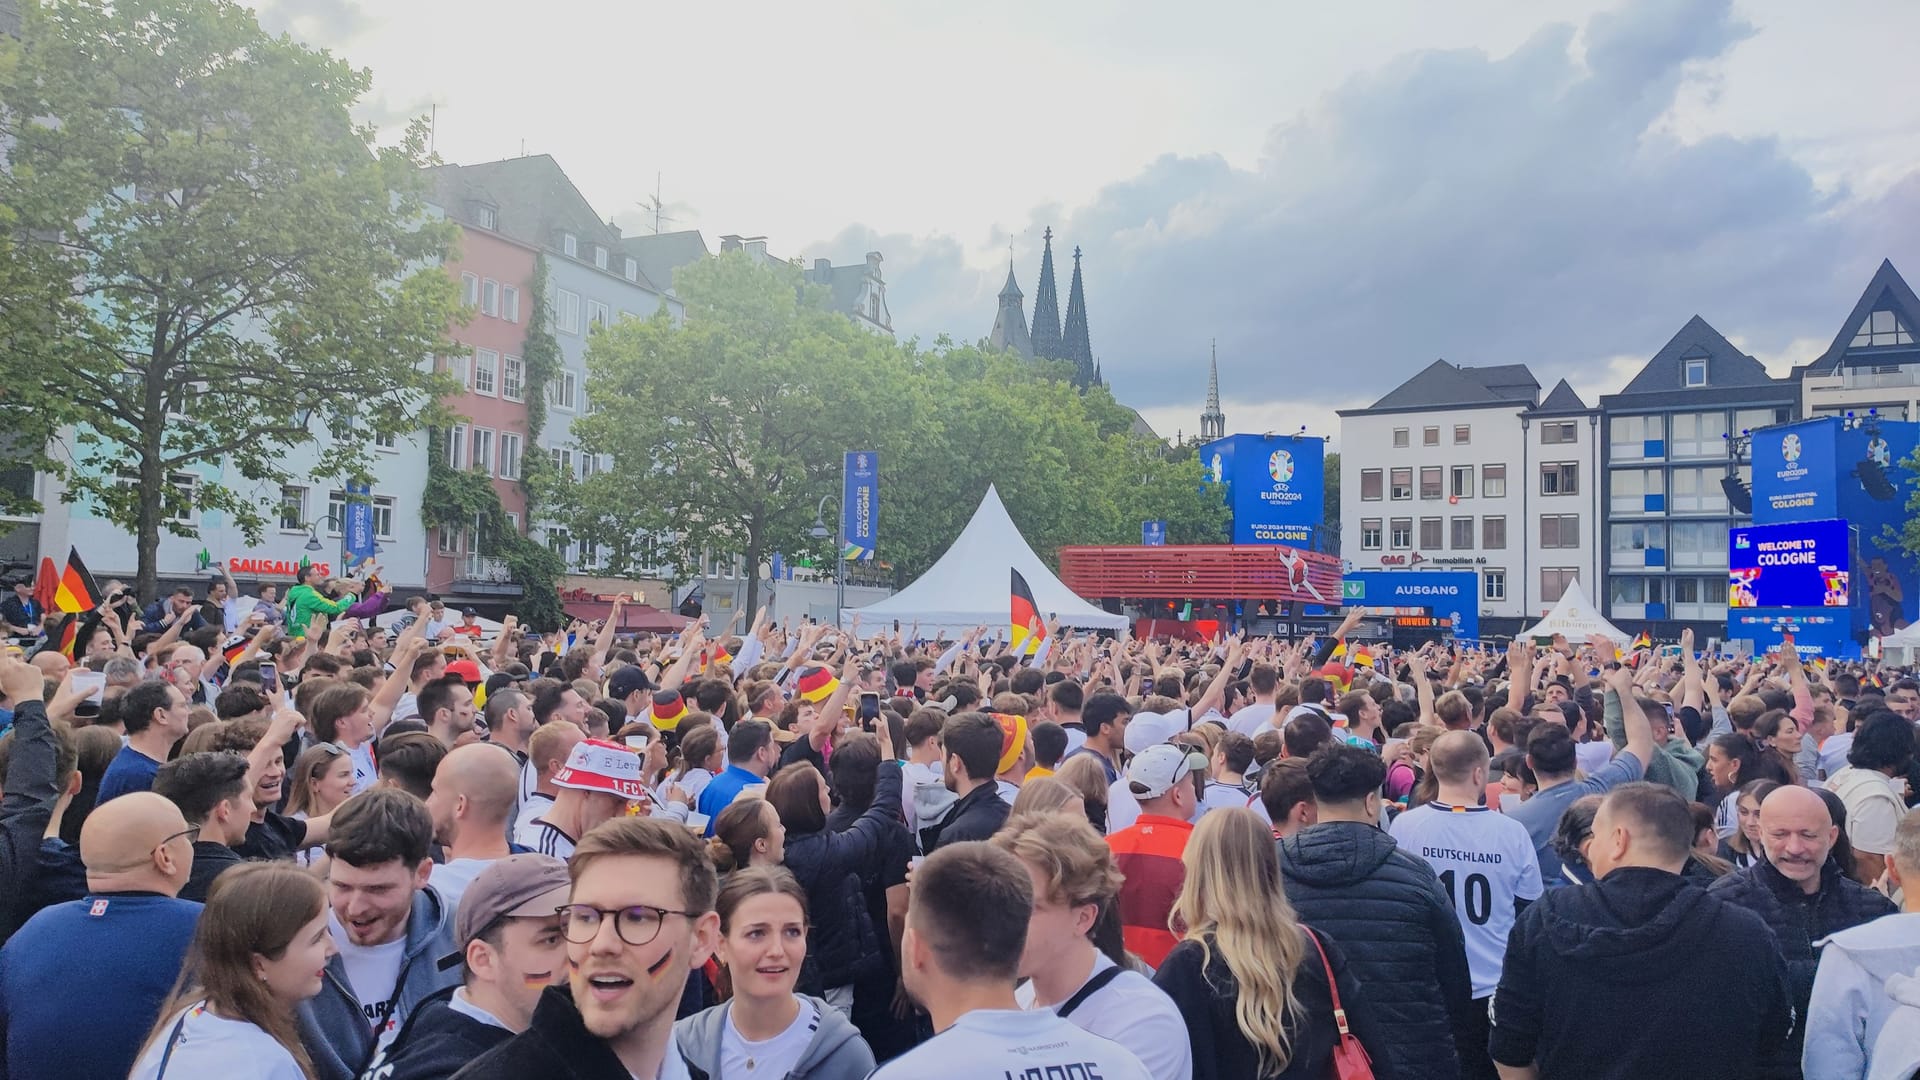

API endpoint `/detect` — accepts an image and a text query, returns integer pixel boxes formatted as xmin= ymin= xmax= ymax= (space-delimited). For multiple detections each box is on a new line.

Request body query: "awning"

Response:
xmin=561 ymin=599 xmax=690 ymax=634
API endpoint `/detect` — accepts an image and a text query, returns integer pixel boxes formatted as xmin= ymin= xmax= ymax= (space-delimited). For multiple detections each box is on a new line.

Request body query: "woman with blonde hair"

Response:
xmin=1053 ymin=751 xmax=1113 ymax=834
xmin=130 ymin=863 xmax=334 ymax=1079
xmin=1008 ymin=775 xmax=1084 ymax=823
xmin=1152 ymin=808 xmax=1392 ymax=1079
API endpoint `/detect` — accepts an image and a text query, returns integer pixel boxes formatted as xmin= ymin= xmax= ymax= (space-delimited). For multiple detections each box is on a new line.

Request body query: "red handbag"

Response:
xmin=1306 ymin=928 xmax=1376 ymax=1080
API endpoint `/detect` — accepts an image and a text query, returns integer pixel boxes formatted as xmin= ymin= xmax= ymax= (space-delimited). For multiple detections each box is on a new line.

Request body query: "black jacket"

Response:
xmin=1707 ymin=858 xmax=1896 ymax=1077
xmin=363 ymin=986 xmax=511 ymax=1080
xmin=179 ymin=840 xmax=245 ymax=903
xmin=919 ymin=780 xmax=1007 ymax=852
xmin=1491 ymin=866 xmax=1795 ymax=1080
xmin=1277 ymin=821 xmax=1474 ymax=1080
xmin=780 ymin=760 xmax=905 ymax=992
xmin=0 ymin=701 xmax=57 ymax=944
xmin=450 ymin=986 xmax=708 ymax=1080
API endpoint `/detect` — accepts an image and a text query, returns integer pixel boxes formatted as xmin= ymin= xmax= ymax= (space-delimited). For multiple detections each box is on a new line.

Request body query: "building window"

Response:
xmin=1453 ymin=424 xmax=1470 ymax=445
xmin=502 ymin=286 xmax=520 ymax=324
xmin=1450 ymin=516 xmax=1474 ymax=549
xmin=438 ymin=526 xmax=459 ymax=555
xmin=1609 ymin=577 xmax=1659 ymax=607
xmin=1423 ymin=426 xmax=1440 ymax=447
xmin=547 ymin=528 xmax=571 ymax=559
xmin=550 ymin=446 xmax=576 ymax=478
xmin=1484 ymin=570 xmax=1507 ymax=602
xmin=374 ymin=431 xmax=397 ymax=451
xmin=504 ymin=511 xmax=521 ymax=534
xmin=1611 ymin=522 xmax=1667 ymax=553
xmin=1450 ymin=465 xmax=1474 ymax=499
xmin=443 ymin=351 xmax=471 ymax=390
xmin=1541 ymin=567 xmax=1578 ymax=603
xmin=556 ymin=289 xmax=581 ymax=334
xmin=1610 ymin=469 xmax=1666 ymax=513
xmin=1482 ymin=515 xmax=1506 ymax=549
xmin=278 ymin=486 xmax=306 ymax=532
xmin=446 ymin=423 xmax=468 ymax=468
xmin=1540 ymin=514 xmax=1581 ymax=549
xmin=326 ymin=490 xmax=347 ymax=535
xmin=1482 ymin=463 xmax=1506 ymax=499
xmin=1734 ymin=407 xmax=1790 ymax=436
xmin=1390 ymin=518 xmax=1412 ymax=549
xmin=1419 ymin=466 xmax=1443 ymax=500
xmin=1669 ymin=467 xmax=1730 ymax=514
xmin=471 ymin=428 xmax=494 ymax=473
xmin=502 ymin=355 xmax=525 ymax=402
xmin=1392 ymin=428 xmax=1409 ymax=449
xmin=1669 ymin=521 xmax=1730 ymax=568
xmin=624 ymin=257 xmax=638 ymax=282
xmin=1390 ymin=467 xmax=1412 ymax=500
xmin=1852 ymin=309 xmax=1915 ymax=348
xmin=472 ymin=348 xmax=498 ymax=397
xmin=481 ymin=279 xmax=500 ymax=317
xmin=562 ymin=233 xmax=578 ymax=258
xmin=587 ymin=300 xmax=610 ymax=331
xmin=594 ymin=246 xmax=608 ymax=270
xmin=1609 ymin=415 xmax=1663 ymax=462
xmin=1670 ymin=411 xmax=1729 ymax=458
xmin=1683 ymin=357 xmax=1708 ymax=387
xmin=1540 ymin=420 xmax=1577 ymax=444
xmin=372 ymin=497 xmax=394 ymax=541
xmin=549 ymin=370 xmax=579 ymax=412
xmin=1540 ymin=462 xmax=1579 ymax=495
xmin=498 ymin=432 xmax=522 ymax=480
xmin=475 ymin=205 xmax=497 ymax=230
xmin=1420 ymin=517 xmax=1443 ymax=549
xmin=1361 ymin=519 xmax=1383 ymax=550
xmin=461 ymin=272 xmax=479 ymax=308
xmin=1360 ymin=469 xmax=1383 ymax=501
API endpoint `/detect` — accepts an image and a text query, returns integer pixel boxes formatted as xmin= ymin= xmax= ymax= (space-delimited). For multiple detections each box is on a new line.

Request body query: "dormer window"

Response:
xmin=1683 ymin=357 xmax=1707 ymax=388
xmin=624 ymin=257 xmax=638 ymax=281
xmin=594 ymin=246 xmax=608 ymax=270
xmin=562 ymin=233 xmax=578 ymax=258
xmin=474 ymin=204 xmax=497 ymax=230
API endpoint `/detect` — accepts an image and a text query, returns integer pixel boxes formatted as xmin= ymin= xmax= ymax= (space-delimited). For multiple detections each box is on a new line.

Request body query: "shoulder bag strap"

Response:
xmin=1057 ymin=965 xmax=1126 ymax=1020
xmin=1304 ymin=929 xmax=1351 ymax=1037
xmin=153 ymin=1007 xmax=193 ymax=1080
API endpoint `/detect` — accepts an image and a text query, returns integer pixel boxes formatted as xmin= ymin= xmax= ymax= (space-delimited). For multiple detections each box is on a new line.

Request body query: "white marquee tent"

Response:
xmin=1516 ymin=578 xmax=1632 ymax=642
xmin=847 ymin=485 xmax=1128 ymax=635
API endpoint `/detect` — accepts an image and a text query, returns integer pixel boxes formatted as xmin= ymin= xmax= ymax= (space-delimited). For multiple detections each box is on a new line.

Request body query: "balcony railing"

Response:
xmin=456 ymin=555 xmax=512 ymax=584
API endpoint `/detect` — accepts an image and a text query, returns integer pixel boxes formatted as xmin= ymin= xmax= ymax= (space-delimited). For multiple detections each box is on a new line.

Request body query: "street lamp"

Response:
xmin=811 ymin=494 xmax=844 ymax=627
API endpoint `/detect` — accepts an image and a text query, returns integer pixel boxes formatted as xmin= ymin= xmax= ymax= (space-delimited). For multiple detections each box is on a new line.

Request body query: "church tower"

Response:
xmin=987 ymin=264 xmax=1032 ymax=358
xmin=1029 ymin=228 xmax=1063 ymax=362
xmin=1061 ymin=246 xmax=1095 ymax=387
xmin=1200 ymin=340 xmax=1226 ymax=440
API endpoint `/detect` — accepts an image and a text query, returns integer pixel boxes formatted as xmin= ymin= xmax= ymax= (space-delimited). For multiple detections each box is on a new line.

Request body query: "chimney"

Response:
xmin=606 ymin=219 xmax=622 ymax=240
xmin=813 ymin=258 xmax=831 ymax=277
xmin=745 ymin=238 xmax=768 ymax=261
xmin=720 ymin=234 xmax=743 ymax=253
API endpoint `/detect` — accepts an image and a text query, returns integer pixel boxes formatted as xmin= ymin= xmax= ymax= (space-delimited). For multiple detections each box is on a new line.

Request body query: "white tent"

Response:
xmin=847 ymin=485 xmax=1128 ymax=635
xmin=1516 ymin=578 xmax=1631 ymax=642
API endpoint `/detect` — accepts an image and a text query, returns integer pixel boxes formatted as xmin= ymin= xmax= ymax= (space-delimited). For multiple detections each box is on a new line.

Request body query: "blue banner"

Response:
xmin=1142 ymin=520 xmax=1167 ymax=546
xmin=1751 ymin=420 xmax=1838 ymax=522
xmin=343 ymin=482 xmax=374 ymax=571
xmin=843 ymin=451 xmax=877 ymax=562
xmin=1339 ymin=570 xmax=1479 ymax=642
xmin=1199 ymin=433 xmax=1325 ymax=547
xmin=1727 ymin=607 xmax=1854 ymax=658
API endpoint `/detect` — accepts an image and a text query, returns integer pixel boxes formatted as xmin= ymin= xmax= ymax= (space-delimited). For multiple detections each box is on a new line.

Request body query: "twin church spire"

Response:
xmin=988 ymin=228 xmax=1100 ymax=388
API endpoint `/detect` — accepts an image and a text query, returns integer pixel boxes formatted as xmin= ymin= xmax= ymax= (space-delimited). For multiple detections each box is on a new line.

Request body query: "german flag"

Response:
xmin=1350 ymin=645 xmax=1375 ymax=669
xmin=53 ymin=547 xmax=102 ymax=614
xmin=1010 ymin=569 xmax=1046 ymax=656
xmin=1630 ymin=631 xmax=1653 ymax=651
xmin=650 ymin=689 xmax=689 ymax=731
xmin=44 ymin=613 xmax=79 ymax=659
xmin=795 ymin=665 xmax=839 ymax=703
xmin=221 ymin=633 xmax=251 ymax=666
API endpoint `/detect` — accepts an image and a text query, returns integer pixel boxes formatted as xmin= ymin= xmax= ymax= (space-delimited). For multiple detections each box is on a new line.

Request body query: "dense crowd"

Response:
xmin=3 ymin=561 xmax=1920 ymax=1080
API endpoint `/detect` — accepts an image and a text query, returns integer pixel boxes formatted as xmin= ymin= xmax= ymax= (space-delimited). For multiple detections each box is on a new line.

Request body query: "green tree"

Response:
xmin=567 ymin=252 xmax=914 ymax=617
xmin=1323 ymin=450 xmax=1341 ymax=551
xmin=0 ymin=0 xmax=459 ymax=599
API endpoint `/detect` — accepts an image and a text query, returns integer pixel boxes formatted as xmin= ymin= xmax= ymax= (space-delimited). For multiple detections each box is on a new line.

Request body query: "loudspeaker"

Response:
xmin=1854 ymin=459 xmax=1897 ymax=501
xmin=1721 ymin=475 xmax=1753 ymax=515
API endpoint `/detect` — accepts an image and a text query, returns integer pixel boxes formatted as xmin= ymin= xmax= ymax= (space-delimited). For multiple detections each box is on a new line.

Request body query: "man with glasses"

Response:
xmin=1104 ymin=743 xmax=1206 ymax=969
xmin=0 ymin=791 xmax=202 ymax=1079
xmin=97 ymin=678 xmax=192 ymax=803
xmin=455 ymin=817 xmax=720 ymax=1079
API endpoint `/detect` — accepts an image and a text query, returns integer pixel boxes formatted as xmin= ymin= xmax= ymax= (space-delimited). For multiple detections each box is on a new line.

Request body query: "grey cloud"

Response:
xmin=816 ymin=0 xmax=1918 ymax=427
xmin=253 ymin=0 xmax=369 ymax=47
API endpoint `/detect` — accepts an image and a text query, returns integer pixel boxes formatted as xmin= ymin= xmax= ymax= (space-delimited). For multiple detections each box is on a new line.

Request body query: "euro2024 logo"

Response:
xmin=1268 ymin=449 xmax=1294 ymax=485
xmin=1781 ymin=434 xmax=1801 ymax=464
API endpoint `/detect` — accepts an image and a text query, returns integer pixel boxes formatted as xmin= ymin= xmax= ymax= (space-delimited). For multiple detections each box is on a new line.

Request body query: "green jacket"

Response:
xmin=1604 ymin=689 xmax=1701 ymax=800
xmin=284 ymin=583 xmax=352 ymax=638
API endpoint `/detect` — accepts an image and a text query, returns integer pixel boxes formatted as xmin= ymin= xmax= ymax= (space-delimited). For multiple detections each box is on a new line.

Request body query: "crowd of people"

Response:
xmin=3 ymin=563 xmax=1920 ymax=1080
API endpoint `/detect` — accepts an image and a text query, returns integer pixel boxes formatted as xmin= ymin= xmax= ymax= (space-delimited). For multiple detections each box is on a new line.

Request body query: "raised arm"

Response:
xmin=1605 ymin=664 xmax=1655 ymax=768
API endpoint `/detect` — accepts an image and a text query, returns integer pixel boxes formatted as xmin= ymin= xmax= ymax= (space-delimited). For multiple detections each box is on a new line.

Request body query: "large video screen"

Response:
xmin=1729 ymin=518 xmax=1851 ymax=609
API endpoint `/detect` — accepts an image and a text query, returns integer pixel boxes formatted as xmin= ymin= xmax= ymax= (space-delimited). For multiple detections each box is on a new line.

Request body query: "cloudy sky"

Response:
xmin=258 ymin=0 xmax=1920 ymax=446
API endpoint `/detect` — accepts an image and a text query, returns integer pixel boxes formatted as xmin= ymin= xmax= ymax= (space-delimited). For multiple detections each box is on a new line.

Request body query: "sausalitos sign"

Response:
xmin=229 ymin=557 xmax=330 ymax=577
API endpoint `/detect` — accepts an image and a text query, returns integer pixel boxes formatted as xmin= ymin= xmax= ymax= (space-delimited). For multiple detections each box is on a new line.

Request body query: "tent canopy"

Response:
xmin=848 ymin=485 xmax=1127 ymax=635
xmin=1516 ymin=578 xmax=1632 ymax=642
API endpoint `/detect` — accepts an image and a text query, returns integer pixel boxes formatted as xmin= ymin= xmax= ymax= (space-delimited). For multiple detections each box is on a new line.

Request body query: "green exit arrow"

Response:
xmin=1342 ymin=581 xmax=1365 ymax=599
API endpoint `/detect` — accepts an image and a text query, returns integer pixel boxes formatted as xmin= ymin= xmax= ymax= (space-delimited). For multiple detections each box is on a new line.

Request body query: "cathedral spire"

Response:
xmin=1029 ymin=228 xmax=1063 ymax=361
xmin=987 ymin=263 xmax=1032 ymax=358
xmin=1061 ymin=245 xmax=1095 ymax=387
xmin=1200 ymin=339 xmax=1225 ymax=440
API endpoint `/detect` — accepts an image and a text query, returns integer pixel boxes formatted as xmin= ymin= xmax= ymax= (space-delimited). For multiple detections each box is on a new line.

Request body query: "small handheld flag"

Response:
xmin=1010 ymin=570 xmax=1046 ymax=656
xmin=53 ymin=548 xmax=101 ymax=614
xmin=1630 ymin=631 xmax=1653 ymax=651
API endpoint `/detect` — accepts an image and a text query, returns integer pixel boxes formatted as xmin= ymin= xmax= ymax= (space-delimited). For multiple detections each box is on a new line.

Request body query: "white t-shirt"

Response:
xmin=1227 ymin=701 xmax=1278 ymax=738
xmin=1820 ymin=732 xmax=1857 ymax=782
xmin=521 ymin=817 xmax=576 ymax=860
xmin=1015 ymin=952 xmax=1191 ymax=1080
xmin=393 ymin=692 xmax=420 ymax=723
xmin=430 ymin=857 xmax=497 ymax=916
xmin=349 ymin=741 xmax=378 ymax=794
xmin=1575 ymin=740 xmax=1615 ymax=776
xmin=514 ymin=791 xmax=554 ymax=842
xmin=1389 ymin=801 xmax=1543 ymax=998
xmin=129 ymin=1003 xmax=307 ymax=1080
xmin=1197 ymin=779 xmax=1255 ymax=820
xmin=996 ymin=779 xmax=1021 ymax=806
xmin=721 ymin=996 xmax=819 ymax=1080
xmin=1828 ymin=767 xmax=1905 ymax=856
xmin=329 ymin=912 xmax=408 ymax=1045
xmin=870 ymin=1007 xmax=1150 ymax=1080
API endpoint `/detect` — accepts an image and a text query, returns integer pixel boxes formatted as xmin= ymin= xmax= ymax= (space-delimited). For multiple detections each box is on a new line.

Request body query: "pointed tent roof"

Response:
xmin=1803 ymin=259 xmax=1920 ymax=376
xmin=847 ymin=486 xmax=1127 ymax=634
xmin=1516 ymin=579 xmax=1630 ymax=641
xmin=1062 ymin=245 xmax=1095 ymax=386
xmin=1030 ymin=229 xmax=1064 ymax=361
xmin=988 ymin=265 xmax=1033 ymax=359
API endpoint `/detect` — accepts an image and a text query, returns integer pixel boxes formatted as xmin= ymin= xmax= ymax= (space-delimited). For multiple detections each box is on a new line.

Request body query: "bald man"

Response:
xmin=1708 ymin=784 xmax=1896 ymax=1078
xmin=0 ymin=792 xmax=203 ymax=1080
xmin=27 ymin=649 xmax=69 ymax=681
xmin=425 ymin=743 xmax=522 ymax=913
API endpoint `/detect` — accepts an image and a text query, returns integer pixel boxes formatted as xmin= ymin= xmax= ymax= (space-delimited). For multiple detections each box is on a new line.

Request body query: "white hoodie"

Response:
xmin=1803 ymin=911 xmax=1920 ymax=1080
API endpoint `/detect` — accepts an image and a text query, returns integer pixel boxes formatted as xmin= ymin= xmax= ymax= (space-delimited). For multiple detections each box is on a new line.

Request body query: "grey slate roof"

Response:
xmin=1525 ymin=379 xmax=1592 ymax=416
xmin=0 ymin=0 xmax=20 ymax=38
xmin=429 ymin=156 xmax=665 ymax=293
xmin=1613 ymin=314 xmax=1774 ymax=396
xmin=619 ymin=230 xmax=710 ymax=294
xmin=1355 ymin=359 xmax=1542 ymax=413
xmin=1802 ymin=259 xmax=1920 ymax=376
xmin=988 ymin=266 xmax=1032 ymax=358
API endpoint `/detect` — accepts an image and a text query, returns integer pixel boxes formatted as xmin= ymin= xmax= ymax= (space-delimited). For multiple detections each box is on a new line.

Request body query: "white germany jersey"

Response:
xmin=1389 ymin=801 xmax=1543 ymax=997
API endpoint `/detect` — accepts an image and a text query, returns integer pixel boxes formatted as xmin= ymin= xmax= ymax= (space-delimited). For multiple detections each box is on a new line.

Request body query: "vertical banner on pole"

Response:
xmin=343 ymin=481 xmax=375 ymax=571
xmin=843 ymin=451 xmax=878 ymax=561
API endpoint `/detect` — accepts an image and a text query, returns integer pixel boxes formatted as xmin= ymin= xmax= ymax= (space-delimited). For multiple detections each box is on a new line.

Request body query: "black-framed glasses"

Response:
xmin=556 ymin=903 xmax=695 ymax=947
xmin=156 ymin=825 xmax=199 ymax=853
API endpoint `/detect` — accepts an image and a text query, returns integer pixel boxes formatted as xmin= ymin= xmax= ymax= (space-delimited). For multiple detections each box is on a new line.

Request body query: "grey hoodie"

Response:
xmin=1804 ymin=910 xmax=1920 ymax=1080
xmin=674 ymin=995 xmax=875 ymax=1080
xmin=299 ymin=884 xmax=460 ymax=1080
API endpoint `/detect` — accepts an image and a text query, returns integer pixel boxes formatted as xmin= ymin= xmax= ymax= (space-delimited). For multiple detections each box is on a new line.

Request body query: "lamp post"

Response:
xmin=810 ymin=494 xmax=844 ymax=627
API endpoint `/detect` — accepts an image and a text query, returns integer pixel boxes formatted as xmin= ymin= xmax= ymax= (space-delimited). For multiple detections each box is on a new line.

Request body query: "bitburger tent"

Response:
xmin=1516 ymin=577 xmax=1631 ymax=642
xmin=847 ymin=485 xmax=1128 ymax=635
